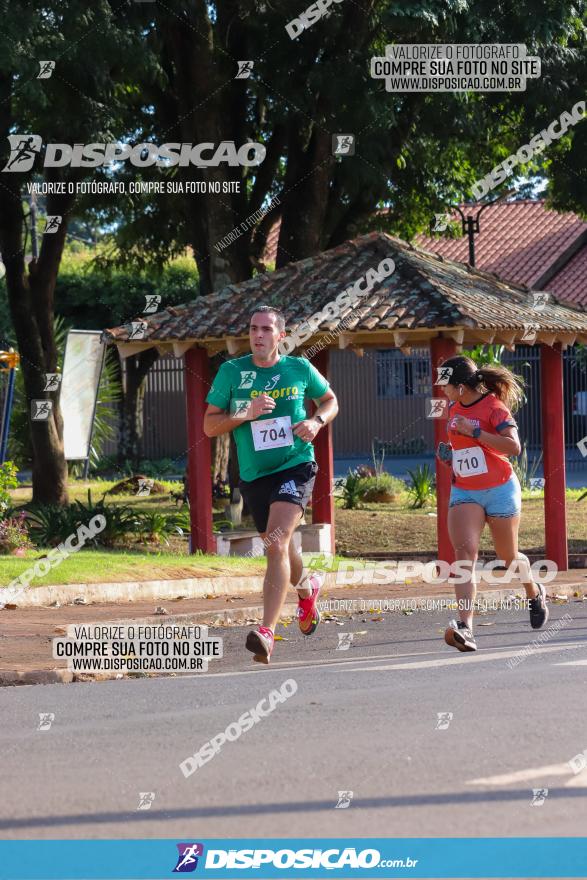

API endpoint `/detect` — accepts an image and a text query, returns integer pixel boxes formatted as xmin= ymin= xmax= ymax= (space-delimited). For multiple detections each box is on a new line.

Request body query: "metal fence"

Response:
xmin=333 ymin=345 xmax=587 ymax=469
xmin=3 ymin=346 xmax=586 ymax=471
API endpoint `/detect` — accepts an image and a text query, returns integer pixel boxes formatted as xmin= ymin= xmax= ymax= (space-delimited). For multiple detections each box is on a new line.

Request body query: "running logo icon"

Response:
xmin=337 ymin=633 xmax=354 ymax=651
xmin=31 ymin=400 xmax=53 ymax=420
xmin=435 ymin=366 xmax=453 ymax=385
xmin=37 ymin=61 xmax=55 ymax=79
xmin=427 ymin=398 xmax=448 ymax=418
xmin=239 ymin=370 xmax=256 ymax=389
xmin=44 ymin=373 xmax=61 ymax=391
xmin=432 ymin=213 xmax=450 ymax=233
xmin=332 ymin=134 xmax=355 ymax=155
xmin=2 ymin=134 xmax=43 ymax=172
xmin=233 ymin=400 xmax=251 ymax=419
xmin=44 ymin=215 xmax=62 ymax=234
xmin=335 ymin=790 xmax=354 ymax=808
xmin=144 ymin=294 xmax=161 ymax=313
xmin=37 ymin=713 xmax=55 ymax=731
xmin=173 ymin=843 xmax=204 ymax=872
xmin=436 ymin=712 xmax=453 ymax=730
xmin=264 ymin=374 xmax=280 ymax=391
xmin=235 ymin=60 xmax=254 ymax=79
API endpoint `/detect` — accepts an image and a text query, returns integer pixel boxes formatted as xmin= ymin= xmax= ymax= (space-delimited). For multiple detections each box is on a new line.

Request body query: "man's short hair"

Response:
xmin=250 ymin=304 xmax=286 ymax=332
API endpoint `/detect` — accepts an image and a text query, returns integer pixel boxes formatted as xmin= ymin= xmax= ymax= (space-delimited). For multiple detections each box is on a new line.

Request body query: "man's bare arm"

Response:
xmin=312 ymin=389 xmax=338 ymax=425
xmin=203 ymin=394 xmax=277 ymax=438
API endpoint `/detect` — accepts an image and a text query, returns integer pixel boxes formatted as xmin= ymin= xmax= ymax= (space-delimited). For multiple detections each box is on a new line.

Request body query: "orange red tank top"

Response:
xmin=447 ymin=392 xmax=517 ymax=489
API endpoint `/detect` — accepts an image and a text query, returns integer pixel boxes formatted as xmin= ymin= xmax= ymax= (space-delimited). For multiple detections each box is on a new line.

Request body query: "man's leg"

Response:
xmin=289 ymin=539 xmax=311 ymax=598
xmin=259 ymin=525 xmax=307 ymax=596
xmin=262 ymin=501 xmax=304 ymax=631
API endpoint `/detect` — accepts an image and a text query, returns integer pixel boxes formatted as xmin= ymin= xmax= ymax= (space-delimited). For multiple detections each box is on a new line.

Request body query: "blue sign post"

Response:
xmin=0 ymin=349 xmax=19 ymax=464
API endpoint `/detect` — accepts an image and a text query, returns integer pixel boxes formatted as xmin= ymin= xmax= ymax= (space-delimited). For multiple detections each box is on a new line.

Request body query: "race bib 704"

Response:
xmin=251 ymin=416 xmax=294 ymax=451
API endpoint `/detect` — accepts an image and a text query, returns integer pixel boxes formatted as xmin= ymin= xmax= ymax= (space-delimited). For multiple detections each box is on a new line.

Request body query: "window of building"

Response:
xmin=376 ymin=349 xmax=432 ymax=398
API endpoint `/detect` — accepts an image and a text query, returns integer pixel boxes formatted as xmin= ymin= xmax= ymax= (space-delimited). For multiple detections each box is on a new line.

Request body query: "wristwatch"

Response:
xmin=315 ymin=415 xmax=325 ymax=426
xmin=472 ymin=426 xmax=481 ymax=439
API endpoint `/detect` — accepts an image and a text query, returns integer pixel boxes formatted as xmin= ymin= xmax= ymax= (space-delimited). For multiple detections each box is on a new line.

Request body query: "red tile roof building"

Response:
xmin=262 ymin=200 xmax=587 ymax=310
xmin=415 ymin=199 xmax=587 ymax=309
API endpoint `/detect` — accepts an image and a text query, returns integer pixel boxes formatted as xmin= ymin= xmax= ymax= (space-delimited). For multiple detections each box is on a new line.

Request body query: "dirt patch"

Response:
xmin=105 ymin=475 xmax=168 ymax=496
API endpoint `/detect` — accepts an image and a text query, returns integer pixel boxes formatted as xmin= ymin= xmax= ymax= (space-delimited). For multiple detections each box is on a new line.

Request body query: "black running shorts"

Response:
xmin=239 ymin=460 xmax=318 ymax=534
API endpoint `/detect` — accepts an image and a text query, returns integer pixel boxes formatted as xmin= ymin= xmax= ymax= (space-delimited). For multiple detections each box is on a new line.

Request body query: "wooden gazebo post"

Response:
xmin=184 ymin=346 xmax=215 ymax=554
xmin=430 ymin=335 xmax=457 ymax=565
xmin=310 ymin=348 xmax=336 ymax=553
xmin=540 ymin=343 xmax=568 ymax=571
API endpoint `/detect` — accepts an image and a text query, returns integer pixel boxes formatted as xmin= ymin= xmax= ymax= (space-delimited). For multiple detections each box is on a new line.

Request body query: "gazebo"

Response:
xmin=103 ymin=232 xmax=587 ymax=571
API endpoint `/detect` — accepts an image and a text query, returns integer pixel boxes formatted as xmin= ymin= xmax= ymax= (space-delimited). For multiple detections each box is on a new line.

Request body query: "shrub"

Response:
xmin=0 ymin=512 xmax=31 ymax=554
xmin=0 ymin=461 xmax=18 ymax=514
xmin=25 ymin=491 xmax=141 ymax=548
xmin=134 ymin=510 xmax=190 ymax=545
xmin=407 ymin=464 xmax=435 ymax=509
xmin=511 ymin=445 xmax=543 ymax=490
xmin=357 ymin=473 xmax=405 ymax=502
xmin=338 ymin=469 xmax=364 ymax=509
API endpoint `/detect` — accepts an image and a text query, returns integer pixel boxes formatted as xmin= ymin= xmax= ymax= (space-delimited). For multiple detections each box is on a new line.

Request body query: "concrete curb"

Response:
xmin=0 ymin=575 xmax=266 ymax=608
xmin=5 ymin=568 xmax=584 ymax=609
xmin=0 ymin=668 xmax=74 ymax=686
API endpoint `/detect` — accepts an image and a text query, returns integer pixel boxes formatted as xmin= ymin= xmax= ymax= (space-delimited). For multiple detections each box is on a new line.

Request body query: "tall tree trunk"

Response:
xmin=212 ymin=434 xmax=230 ymax=483
xmin=118 ymin=349 xmax=159 ymax=466
xmin=159 ymin=4 xmax=253 ymax=295
xmin=276 ymin=120 xmax=333 ymax=268
xmin=0 ymin=77 xmax=71 ymax=505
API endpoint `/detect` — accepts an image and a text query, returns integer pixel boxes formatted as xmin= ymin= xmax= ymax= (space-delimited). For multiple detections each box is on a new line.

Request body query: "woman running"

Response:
xmin=436 ymin=356 xmax=548 ymax=652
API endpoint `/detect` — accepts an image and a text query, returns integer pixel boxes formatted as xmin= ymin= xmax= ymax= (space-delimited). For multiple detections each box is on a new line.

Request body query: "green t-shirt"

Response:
xmin=206 ymin=354 xmax=330 ymax=482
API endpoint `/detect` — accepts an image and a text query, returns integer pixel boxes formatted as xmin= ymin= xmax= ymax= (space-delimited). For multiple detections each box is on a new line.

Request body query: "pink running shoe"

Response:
xmin=297 ymin=573 xmax=323 ymax=635
xmin=245 ymin=625 xmax=274 ymax=664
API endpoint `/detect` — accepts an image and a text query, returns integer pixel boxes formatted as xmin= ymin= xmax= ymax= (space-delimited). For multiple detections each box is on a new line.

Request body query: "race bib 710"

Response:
xmin=452 ymin=445 xmax=488 ymax=478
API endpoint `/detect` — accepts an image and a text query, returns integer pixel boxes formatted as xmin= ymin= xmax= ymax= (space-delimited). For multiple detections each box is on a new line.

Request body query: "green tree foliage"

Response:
xmin=0 ymin=0 xmax=585 ymax=503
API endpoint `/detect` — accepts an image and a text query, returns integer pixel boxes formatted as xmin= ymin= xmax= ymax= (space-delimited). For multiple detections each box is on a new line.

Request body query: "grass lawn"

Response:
xmin=8 ymin=478 xmax=186 ymax=515
xmin=0 ymin=549 xmax=267 ymax=587
xmin=335 ymin=490 xmax=587 ymax=556
xmin=2 ymin=480 xmax=585 ymax=588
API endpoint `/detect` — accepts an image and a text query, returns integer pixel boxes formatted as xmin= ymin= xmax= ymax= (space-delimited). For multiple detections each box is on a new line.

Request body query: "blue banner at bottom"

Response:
xmin=0 ymin=838 xmax=586 ymax=879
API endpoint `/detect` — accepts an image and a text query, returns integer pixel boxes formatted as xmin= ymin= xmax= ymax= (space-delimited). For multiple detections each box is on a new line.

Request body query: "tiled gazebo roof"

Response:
xmin=103 ymin=232 xmax=587 ymax=357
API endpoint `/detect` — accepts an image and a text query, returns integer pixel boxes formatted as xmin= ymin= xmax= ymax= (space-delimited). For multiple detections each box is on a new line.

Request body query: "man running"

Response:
xmin=203 ymin=305 xmax=339 ymax=664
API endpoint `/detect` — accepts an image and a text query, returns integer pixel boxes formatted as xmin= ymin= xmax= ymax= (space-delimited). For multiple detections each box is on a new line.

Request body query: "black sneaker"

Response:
xmin=529 ymin=583 xmax=549 ymax=629
xmin=444 ymin=619 xmax=477 ymax=652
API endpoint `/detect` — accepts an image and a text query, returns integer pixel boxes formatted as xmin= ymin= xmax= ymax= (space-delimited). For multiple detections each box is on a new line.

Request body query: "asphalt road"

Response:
xmin=1 ymin=604 xmax=586 ymax=840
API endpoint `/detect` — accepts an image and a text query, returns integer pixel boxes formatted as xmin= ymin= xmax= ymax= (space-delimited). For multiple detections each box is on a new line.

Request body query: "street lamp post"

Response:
xmin=432 ymin=189 xmax=516 ymax=267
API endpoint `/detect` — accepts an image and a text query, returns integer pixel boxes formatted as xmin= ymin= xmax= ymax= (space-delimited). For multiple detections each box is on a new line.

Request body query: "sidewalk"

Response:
xmin=1 ymin=569 xmax=585 ymax=686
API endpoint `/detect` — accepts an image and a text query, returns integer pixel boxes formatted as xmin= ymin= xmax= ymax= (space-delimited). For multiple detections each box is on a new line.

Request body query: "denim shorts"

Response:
xmin=449 ymin=473 xmax=521 ymax=518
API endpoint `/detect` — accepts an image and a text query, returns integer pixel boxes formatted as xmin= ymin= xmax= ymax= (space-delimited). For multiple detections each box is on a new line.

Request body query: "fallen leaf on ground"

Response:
xmin=355 ymin=630 xmax=368 ymax=635
xmin=274 ymin=635 xmax=289 ymax=641
xmin=154 ymin=606 xmax=168 ymax=615
xmin=477 ymin=622 xmax=494 ymax=626
xmin=372 ymin=616 xmax=384 ymax=622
